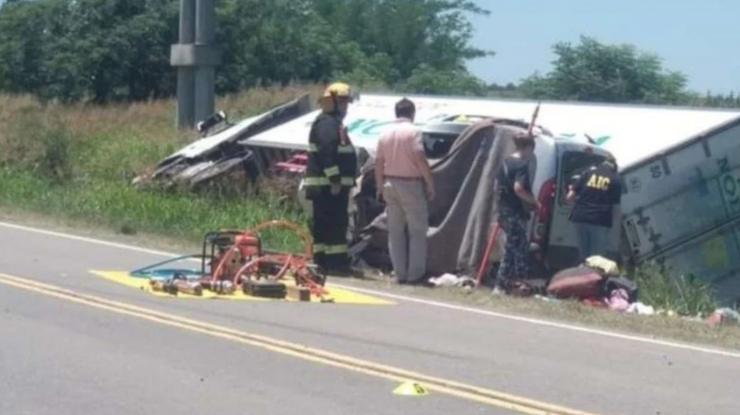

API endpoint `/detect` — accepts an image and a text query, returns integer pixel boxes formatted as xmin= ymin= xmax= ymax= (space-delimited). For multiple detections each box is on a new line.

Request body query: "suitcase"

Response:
xmin=242 ymin=279 xmax=287 ymax=299
xmin=546 ymin=266 xmax=606 ymax=300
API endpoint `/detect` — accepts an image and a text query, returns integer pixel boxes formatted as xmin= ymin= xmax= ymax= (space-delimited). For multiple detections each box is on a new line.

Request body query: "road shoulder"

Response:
xmin=1 ymin=207 xmax=739 ymax=352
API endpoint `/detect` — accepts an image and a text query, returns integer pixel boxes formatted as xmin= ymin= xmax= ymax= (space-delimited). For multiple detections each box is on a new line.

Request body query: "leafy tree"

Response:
xmin=0 ymin=0 xmax=51 ymax=95
xmin=699 ymin=91 xmax=740 ymax=108
xmin=519 ymin=35 xmax=692 ymax=105
xmin=0 ymin=0 xmax=177 ymax=102
xmin=396 ymin=63 xmax=486 ymax=96
xmin=0 ymin=0 xmax=494 ymax=102
xmin=310 ymin=0 xmax=492 ymax=83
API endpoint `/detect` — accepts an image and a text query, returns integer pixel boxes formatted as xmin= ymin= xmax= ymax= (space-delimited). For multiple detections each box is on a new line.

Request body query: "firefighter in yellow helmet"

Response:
xmin=304 ymin=82 xmax=359 ymax=276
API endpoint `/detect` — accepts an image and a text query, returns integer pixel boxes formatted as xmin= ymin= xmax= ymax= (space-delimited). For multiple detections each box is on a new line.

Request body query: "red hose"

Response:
xmin=211 ymin=246 xmax=239 ymax=282
xmin=475 ymin=222 xmax=500 ymax=287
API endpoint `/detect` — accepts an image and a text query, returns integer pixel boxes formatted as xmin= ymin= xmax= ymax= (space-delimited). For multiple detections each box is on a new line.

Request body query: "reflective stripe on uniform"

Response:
xmin=308 ymin=143 xmax=354 ymax=154
xmin=324 ymin=166 xmax=340 ymax=177
xmin=324 ymin=244 xmax=347 ymax=254
xmin=337 ymin=145 xmax=354 ymax=153
xmin=313 ymin=243 xmax=346 ymax=254
xmin=303 ymin=176 xmax=355 ymax=186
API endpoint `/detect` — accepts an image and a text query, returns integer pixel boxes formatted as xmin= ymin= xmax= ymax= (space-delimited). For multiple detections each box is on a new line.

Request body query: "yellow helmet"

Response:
xmin=322 ymin=82 xmax=353 ymax=100
xmin=319 ymin=82 xmax=356 ymax=114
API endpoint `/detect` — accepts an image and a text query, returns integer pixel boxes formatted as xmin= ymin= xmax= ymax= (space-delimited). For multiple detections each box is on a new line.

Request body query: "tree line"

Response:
xmin=0 ymin=0 xmax=737 ymax=108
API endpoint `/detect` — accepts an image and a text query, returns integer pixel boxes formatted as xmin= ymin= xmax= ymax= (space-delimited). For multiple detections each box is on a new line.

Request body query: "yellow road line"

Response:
xmin=0 ymin=272 xmax=605 ymax=415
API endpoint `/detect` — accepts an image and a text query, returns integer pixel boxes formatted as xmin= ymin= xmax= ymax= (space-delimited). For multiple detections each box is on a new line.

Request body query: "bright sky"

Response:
xmin=466 ymin=0 xmax=739 ymax=95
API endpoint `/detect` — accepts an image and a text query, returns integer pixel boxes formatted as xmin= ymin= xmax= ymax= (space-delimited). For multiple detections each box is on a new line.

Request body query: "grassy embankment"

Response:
xmin=0 ymin=85 xmax=326 ymax=251
xmin=0 ymin=86 xmax=736 ymax=349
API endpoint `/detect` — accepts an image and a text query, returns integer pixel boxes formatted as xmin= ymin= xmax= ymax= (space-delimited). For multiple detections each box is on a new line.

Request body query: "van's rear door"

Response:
xmin=545 ymin=142 xmax=616 ymax=270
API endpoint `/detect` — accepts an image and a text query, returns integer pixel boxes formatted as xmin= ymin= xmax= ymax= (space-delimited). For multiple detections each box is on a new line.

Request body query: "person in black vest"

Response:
xmin=493 ymin=134 xmax=540 ymax=295
xmin=303 ymin=82 xmax=359 ymax=277
xmin=565 ymin=154 xmax=622 ymax=263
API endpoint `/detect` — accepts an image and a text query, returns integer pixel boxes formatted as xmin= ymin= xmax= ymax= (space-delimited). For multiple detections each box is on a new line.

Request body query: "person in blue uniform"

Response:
xmin=566 ymin=154 xmax=622 ymax=262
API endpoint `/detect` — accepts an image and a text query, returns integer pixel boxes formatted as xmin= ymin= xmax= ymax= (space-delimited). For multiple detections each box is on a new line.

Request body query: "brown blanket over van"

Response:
xmin=350 ymin=120 xmax=531 ymax=277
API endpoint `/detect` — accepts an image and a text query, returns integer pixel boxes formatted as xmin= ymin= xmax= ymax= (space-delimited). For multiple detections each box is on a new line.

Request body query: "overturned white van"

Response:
xmin=243 ymin=93 xmax=617 ymax=279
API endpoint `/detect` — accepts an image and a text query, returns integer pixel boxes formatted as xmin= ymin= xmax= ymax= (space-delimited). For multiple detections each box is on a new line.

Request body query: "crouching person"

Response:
xmin=493 ymin=134 xmax=539 ymax=294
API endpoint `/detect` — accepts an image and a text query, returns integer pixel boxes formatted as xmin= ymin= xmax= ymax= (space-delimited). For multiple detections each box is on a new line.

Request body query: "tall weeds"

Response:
xmin=0 ymin=87 xmax=319 ymax=251
xmin=630 ymin=261 xmax=718 ymax=317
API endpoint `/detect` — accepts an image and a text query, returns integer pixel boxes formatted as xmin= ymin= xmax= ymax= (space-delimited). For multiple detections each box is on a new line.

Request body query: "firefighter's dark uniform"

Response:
xmin=304 ymin=112 xmax=358 ymax=271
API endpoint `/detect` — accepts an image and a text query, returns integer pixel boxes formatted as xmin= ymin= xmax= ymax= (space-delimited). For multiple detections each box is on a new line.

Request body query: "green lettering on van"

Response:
xmin=346 ymin=119 xmax=369 ymax=132
xmin=557 ymin=133 xmax=611 ymax=145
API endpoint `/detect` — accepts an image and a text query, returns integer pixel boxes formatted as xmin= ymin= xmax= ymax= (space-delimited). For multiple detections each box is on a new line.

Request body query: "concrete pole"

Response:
xmin=175 ymin=0 xmax=195 ymax=130
xmin=194 ymin=0 xmax=216 ymax=125
xmin=171 ymin=0 xmax=221 ymax=131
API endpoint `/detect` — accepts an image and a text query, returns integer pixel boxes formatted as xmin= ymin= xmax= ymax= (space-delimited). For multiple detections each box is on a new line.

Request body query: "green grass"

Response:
xmin=0 ymin=169 xmax=306 ymax=251
xmin=631 ymin=261 xmax=719 ymax=317
xmin=0 ymin=87 xmax=320 ymax=252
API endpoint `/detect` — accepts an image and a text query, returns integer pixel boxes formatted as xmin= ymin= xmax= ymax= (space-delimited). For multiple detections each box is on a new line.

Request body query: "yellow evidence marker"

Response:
xmin=393 ymin=380 xmax=429 ymax=396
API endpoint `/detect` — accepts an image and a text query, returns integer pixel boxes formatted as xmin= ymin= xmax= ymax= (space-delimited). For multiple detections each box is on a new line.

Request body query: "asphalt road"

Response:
xmin=1 ymin=221 xmax=739 ymax=415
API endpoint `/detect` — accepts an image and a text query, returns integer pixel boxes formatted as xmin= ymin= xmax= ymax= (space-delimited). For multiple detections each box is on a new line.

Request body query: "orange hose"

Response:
xmin=245 ymin=220 xmax=313 ymax=259
xmin=212 ymin=246 xmax=239 ymax=282
xmin=232 ymin=254 xmax=295 ymax=285
xmin=233 ymin=257 xmax=262 ymax=285
xmin=206 ymin=220 xmax=320 ymax=296
xmin=275 ymin=254 xmax=294 ymax=280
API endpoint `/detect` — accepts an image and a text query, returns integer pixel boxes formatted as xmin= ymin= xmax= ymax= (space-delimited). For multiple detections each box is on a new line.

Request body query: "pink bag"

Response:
xmin=606 ymin=288 xmax=631 ymax=312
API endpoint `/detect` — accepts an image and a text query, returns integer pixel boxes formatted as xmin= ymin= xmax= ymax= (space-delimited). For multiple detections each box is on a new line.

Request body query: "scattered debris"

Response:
xmin=428 ymin=273 xmax=475 ymax=288
xmin=133 ymin=94 xmax=312 ymax=190
xmin=627 ymin=302 xmax=656 ymax=315
xmin=705 ymin=308 xmax=740 ymax=328
xmin=585 ymin=255 xmax=620 ymax=277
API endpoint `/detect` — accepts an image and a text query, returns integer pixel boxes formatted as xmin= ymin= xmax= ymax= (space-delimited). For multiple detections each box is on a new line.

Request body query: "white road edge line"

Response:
xmin=1 ymin=220 xmax=739 ymax=359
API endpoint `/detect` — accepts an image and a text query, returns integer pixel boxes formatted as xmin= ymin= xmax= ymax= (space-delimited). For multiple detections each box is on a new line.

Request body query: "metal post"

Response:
xmin=171 ymin=0 xmax=221 ymax=131
xmin=175 ymin=0 xmax=195 ymax=130
xmin=194 ymin=0 xmax=216 ymax=125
